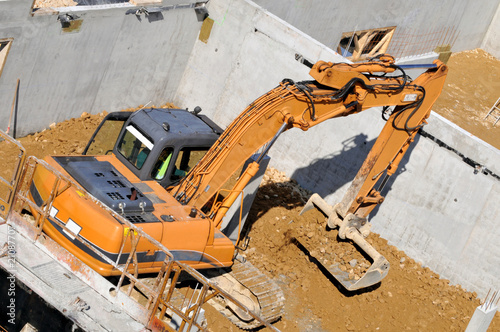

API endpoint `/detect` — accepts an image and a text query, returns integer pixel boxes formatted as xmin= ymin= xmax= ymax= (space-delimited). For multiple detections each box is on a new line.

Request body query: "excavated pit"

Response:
xmin=3 ymin=50 xmax=500 ymax=331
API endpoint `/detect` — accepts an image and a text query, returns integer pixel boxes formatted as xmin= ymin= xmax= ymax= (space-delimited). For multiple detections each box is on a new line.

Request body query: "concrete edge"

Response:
xmin=425 ymin=111 xmax=500 ymax=176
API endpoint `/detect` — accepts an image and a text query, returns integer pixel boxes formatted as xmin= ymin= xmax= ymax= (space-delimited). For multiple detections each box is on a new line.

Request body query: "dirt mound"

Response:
xmin=234 ymin=169 xmax=499 ymax=331
xmin=16 ymin=111 xmax=107 ymax=159
xmin=433 ymin=49 xmax=500 ymax=149
xmin=14 ymin=103 xmax=176 ymax=160
xmin=33 ymin=0 xmax=77 ymax=8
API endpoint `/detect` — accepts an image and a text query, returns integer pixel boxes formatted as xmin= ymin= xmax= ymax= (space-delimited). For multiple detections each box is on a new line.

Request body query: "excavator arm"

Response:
xmin=171 ymin=55 xmax=447 ymax=216
xmin=170 ymin=55 xmax=447 ymax=290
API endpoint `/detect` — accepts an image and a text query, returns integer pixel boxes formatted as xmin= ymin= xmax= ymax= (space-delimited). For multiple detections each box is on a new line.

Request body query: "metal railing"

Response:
xmin=0 ymin=131 xmax=26 ymax=221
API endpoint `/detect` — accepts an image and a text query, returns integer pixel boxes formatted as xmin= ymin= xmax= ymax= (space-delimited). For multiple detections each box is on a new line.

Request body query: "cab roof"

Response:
xmin=129 ymin=108 xmax=222 ymax=143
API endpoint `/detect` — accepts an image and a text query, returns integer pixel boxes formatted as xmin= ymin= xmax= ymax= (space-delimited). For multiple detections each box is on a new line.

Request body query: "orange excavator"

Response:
xmin=29 ymin=54 xmax=447 ymax=328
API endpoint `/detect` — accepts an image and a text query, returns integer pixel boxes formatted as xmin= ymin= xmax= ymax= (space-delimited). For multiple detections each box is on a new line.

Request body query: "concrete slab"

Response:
xmin=481 ymin=2 xmax=500 ymax=58
xmin=0 ymin=0 xmax=202 ymax=137
xmin=0 ymin=220 xmax=146 ymax=331
xmin=425 ymin=111 xmax=500 ymax=176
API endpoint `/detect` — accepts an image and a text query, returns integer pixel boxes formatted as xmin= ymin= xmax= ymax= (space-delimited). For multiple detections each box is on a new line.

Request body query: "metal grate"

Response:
xmin=106 ymin=192 xmax=124 ymax=200
xmin=107 ymin=180 xmax=125 ymax=188
xmin=126 ymin=215 xmax=147 ymax=223
xmin=387 ymin=26 xmax=458 ymax=59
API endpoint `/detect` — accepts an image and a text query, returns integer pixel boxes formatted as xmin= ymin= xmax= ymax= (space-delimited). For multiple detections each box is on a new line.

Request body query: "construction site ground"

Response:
xmin=3 ymin=50 xmax=500 ymax=331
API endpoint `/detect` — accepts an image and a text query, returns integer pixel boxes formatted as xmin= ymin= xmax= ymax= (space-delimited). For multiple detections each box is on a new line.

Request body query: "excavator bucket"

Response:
xmin=298 ymin=194 xmax=390 ymax=291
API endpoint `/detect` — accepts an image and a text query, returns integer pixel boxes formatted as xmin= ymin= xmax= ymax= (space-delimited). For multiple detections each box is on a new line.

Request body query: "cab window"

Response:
xmin=152 ymin=148 xmax=174 ymax=180
xmin=84 ymin=112 xmax=129 ymax=155
xmin=170 ymin=148 xmax=209 ymax=182
xmin=117 ymin=125 xmax=154 ymax=170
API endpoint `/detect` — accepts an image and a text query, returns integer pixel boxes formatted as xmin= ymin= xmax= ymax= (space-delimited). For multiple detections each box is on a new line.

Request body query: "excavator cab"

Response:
xmin=83 ymin=108 xmax=223 ymax=189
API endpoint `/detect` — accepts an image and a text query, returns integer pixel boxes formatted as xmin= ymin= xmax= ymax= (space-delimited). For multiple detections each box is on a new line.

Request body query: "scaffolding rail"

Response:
xmin=484 ymin=97 xmax=500 ymax=127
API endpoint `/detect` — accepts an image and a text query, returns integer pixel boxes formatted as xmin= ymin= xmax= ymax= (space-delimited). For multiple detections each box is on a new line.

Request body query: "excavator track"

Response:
xmin=208 ymin=257 xmax=285 ymax=329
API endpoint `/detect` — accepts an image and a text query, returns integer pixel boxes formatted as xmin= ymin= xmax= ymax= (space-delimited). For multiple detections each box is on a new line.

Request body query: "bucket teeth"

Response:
xmin=299 ymin=193 xmax=390 ymax=291
xmin=322 ymin=253 xmax=390 ymax=291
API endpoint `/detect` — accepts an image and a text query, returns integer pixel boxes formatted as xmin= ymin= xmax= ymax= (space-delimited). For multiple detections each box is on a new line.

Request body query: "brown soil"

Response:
xmin=12 ymin=104 xmax=169 ymax=159
xmin=33 ymin=0 xmax=78 ymax=8
xmin=223 ymin=170 xmax=500 ymax=331
xmin=432 ymin=49 xmax=500 ymax=149
xmin=2 ymin=52 xmax=500 ymax=331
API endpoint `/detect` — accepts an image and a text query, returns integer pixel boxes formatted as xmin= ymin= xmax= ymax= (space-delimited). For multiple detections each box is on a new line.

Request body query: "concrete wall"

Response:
xmin=371 ymin=113 xmax=500 ymax=296
xmin=0 ymin=0 xmax=203 ymax=137
xmin=253 ymin=0 xmax=500 ymax=56
xmin=482 ymin=2 xmax=500 ymax=58
xmin=174 ymin=0 xmax=346 ymax=127
xmin=175 ymin=0 xmax=500 ymax=299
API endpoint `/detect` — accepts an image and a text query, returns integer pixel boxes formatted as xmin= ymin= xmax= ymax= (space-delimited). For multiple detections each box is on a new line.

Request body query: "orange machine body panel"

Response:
xmin=30 ymin=154 xmax=234 ymax=276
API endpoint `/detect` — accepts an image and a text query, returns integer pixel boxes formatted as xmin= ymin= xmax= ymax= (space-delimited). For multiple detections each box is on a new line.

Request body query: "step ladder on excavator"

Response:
xmin=484 ymin=97 xmax=500 ymax=127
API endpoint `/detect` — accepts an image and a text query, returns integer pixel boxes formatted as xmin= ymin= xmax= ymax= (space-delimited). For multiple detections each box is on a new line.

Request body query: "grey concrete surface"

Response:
xmin=173 ymin=0 xmax=346 ymax=126
xmin=395 ymin=52 xmax=439 ymax=80
xmin=482 ymin=2 xmax=500 ymax=58
xmin=253 ymin=0 xmax=500 ymax=56
xmin=425 ymin=112 xmax=500 ymax=176
xmin=176 ymin=0 xmax=500 ymax=300
xmin=0 ymin=0 xmax=202 ymax=137
xmin=369 ymin=127 xmax=500 ymax=299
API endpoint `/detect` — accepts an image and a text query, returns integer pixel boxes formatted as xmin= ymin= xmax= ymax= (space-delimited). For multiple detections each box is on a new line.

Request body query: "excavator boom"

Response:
xmin=171 ymin=56 xmax=447 ymax=215
xmin=171 ymin=55 xmax=448 ymax=290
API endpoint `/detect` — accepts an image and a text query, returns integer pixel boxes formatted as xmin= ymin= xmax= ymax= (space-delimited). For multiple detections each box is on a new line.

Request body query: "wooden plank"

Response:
xmin=199 ymin=18 xmax=214 ymax=44
xmin=353 ymin=31 xmax=376 ymax=61
xmin=373 ymin=29 xmax=395 ymax=55
xmin=0 ymin=39 xmax=13 ymax=79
